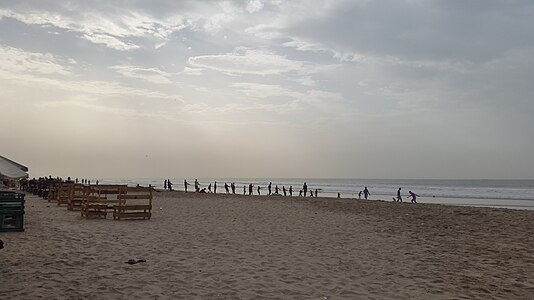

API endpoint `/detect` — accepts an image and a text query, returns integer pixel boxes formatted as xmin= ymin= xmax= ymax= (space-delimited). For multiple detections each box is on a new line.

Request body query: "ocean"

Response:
xmin=98 ymin=178 xmax=534 ymax=210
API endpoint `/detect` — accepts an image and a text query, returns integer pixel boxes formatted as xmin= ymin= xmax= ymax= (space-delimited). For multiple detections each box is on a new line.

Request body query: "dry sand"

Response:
xmin=1 ymin=191 xmax=534 ymax=299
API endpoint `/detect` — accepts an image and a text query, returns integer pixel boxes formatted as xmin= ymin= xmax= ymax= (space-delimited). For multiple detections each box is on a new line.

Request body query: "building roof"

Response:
xmin=0 ymin=155 xmax=29 ymax=179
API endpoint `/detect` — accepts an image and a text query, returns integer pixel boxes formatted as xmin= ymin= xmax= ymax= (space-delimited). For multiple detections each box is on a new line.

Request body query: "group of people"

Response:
xmin=395 ymin=187 xmax=419 ymax=203
xmin=163 ymin=179 xmax=419 ymax=203
xmin=166 ymin=180 xmax=322 ymax=198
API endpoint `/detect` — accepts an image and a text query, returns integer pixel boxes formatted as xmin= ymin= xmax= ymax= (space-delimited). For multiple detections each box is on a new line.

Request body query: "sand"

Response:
xmin=1 ymin=191 xmax=534 ymax=299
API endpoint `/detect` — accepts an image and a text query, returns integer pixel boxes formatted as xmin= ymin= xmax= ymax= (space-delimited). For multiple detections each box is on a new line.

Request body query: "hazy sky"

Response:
xmin=1 ymin=0 xmax=534 ymax=179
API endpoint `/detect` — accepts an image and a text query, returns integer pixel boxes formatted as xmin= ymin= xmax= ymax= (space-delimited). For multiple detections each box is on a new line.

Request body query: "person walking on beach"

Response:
xmin=283 ymin=186 xmax=287 ymax=196
xmin=268 ymin=182 xmax=272 ymax=195
xmin=208 ymin=183 xmax=212 ymax=193
xmin=397 ymin=188 xmax=402 ymax=202
xmin=303 ymin=182 xmax=308 ymax=197
xmin=184 ymin=179 xmax=190 ymax=192
xmin=275 ymin=185 xmax=279 ymax=194
xmin=310 ymin=190 xmax=314 ymax=197
xmin=224 ymin=183 xmax=230 ymax=194
xmin=249 ymin=184 xmax=254 ymax=195
xmin=408 ymin=191 xmax=419 ymax=203
xmin=315 ymin=189 xmax=318 ymax=197
xmin=299 ymin=190 xmax=303 ymax=197
xmin=164 ymin=179 xmax=167 ymax=190
xmin=358 ymin=191 xmax=362 ymax=199
xmin=231 ymin=182 xmax=236 ymax=194
xmin=168 ymin=179 xmax=173 ymax=191
xmin=289 ymin=186 xmax=293 ymax=196
xmin=257 ymin=185 xmax=261 ymax=195
xmin=363 ymin=187 xmax=370 ymax=200
xmin=194 ymin=179 xmax=199 ymax=192
xmin=214 ymin=181 xmax=217 ymax=194
xmin=243 ymin=185 xmax=246 ymax=195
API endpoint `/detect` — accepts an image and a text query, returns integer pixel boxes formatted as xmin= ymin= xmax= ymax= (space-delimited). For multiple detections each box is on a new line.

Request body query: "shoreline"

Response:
xmin=1 ymin=190 xmax=533 ymax=299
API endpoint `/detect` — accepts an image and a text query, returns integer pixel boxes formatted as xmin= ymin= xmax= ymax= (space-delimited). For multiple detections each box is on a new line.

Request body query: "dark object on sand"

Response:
xmin=125 ymin=259 xmax=146 ymax=265
xmin=0 ymin=239 xmax=4 ymax=249
xmin=0 ymin=191 xmax=25 ymax=232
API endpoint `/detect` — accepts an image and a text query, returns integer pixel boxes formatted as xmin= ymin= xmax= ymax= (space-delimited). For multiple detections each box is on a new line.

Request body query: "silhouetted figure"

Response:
xmin=268 ymin=182 xmax=272 ymax=195
xmin=243 ymin=185 xmax=246 ymax=195
xmin=299 ymin=190 xmax=303 ymax=197
xmin=208 ymin=183 xmax=212 ymax=193
xmin=249 ymin=184 xmax=253 ymax=195
xmin=75 ymin=178 xmax=79 ymax=183
xmin=184 ymin=180 xmax=190 ymax=192
xmin=309 ymin=190 xmax=313 ymax=197
xmin=363 ymin=187 xmax=370 ymax=200
xmin=337 ymin=192 xmax=340 ymax=198
xmin=168 ymin=179 xmax=173 ymax=191
xmin=199 ymin=188 xmax=206 ymax=193
xmin=257 ymin=186 xmax=261 ymax=195
xmin=289 ymin=186 xmax=293 ymax=196
xmin=358 ymin=191 xmax=362 ymax=199
xmin=275 ymin=185 xmax=279 ymax=194
xmin=397 ymin=188 xmax=402 ymax=202
xmin=194 ymin=179 xmax=199 ymax=192
xmin=303 ymin=182 xmax=308 ymax=197
xmin=315 ymin=189 xmax=318 ymax=197
xmin=231 ymin=182 xmax=236 ymax=194
xmin=283 ymin=186 xmax=286 ymax=196
xmin=214 ymin=181 xmax=217 ymax=194
xmin=409 ymin=191 xmax=419 ymax=203
xmin=224 ymin=183 xmax=230 ymax=194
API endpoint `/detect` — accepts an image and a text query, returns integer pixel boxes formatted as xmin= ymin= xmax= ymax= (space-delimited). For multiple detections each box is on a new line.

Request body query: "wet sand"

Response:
xmin=1 ymin=191 xmax=534 ymax=299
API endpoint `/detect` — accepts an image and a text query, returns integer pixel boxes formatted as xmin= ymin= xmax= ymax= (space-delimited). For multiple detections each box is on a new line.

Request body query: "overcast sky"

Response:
xmin=1 ymin=0 xmax=534 ymax=179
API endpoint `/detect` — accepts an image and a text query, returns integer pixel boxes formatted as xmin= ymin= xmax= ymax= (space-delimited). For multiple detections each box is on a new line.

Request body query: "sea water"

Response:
xmin=98 ymin=178 xmax=534 ymax=210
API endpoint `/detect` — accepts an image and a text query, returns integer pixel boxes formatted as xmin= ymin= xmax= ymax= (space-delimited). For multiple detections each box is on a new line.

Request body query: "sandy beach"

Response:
xmin=1 ymin=191 xmax=534 ymax=299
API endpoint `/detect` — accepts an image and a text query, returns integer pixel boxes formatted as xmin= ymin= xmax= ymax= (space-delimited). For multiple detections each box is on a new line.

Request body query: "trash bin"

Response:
xmin=0 ymin=191 xmax=25 ymax=232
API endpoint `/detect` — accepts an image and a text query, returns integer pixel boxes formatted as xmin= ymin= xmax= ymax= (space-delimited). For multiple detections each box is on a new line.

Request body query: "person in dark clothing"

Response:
xmin=208 ymin=183 xmax=212 ymax=193
xmin=275 ymin=185 xmax=279 ymax=194
xmin=214 ymin=181 xmax=217 ymax=194
xmin=282 ymin=186 xmax=286 ymax=196
xmin=184 ymin=179 xmax=190 ymax=192
xmin=289 ymin=186 xmax=293 ymax=196
xmin=303 ymin=182 xmax=308 ymax=197
xmin=315 ymin=189 xmax=318 ymax=197
xmin=231 ymin=182 xmax=236 ymax=194
xmin=167 ymin=179 xmax=173 ymax=191
xmin=164 ymin=179 xmax=167 ymax=190
xmin=363 ymin=187 xmax=370 ymax=200
xmin=409 ymin=191 xmax=419 ymax=203
xmin=257 ymin=185 xmax=261 ymax=195
xmin=397 ymin=188 xmax=402 ymax=202
xmin=243 ymin=185 xmax=246 ymax=195
xmin=224 ymin=183 xmax=230 ymax=194
xmin=249 ymin=184 xmax=254 ymax=195
xmin=268 ymin=182 xmax=272 ymax=195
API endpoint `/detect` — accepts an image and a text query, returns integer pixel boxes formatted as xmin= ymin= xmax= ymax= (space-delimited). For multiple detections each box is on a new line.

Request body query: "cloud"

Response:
xmin=187 ymin=49 xmax=305 ymax=75
xmin=110 ymin=65 xmax=174 ymax=84
xmin=0 ymin=47 xmax=179 ymax=101
xmin=0 ymin=45 xmax=73 ymax=76
xmin=246 ymin=0 xmax=264 ymax=13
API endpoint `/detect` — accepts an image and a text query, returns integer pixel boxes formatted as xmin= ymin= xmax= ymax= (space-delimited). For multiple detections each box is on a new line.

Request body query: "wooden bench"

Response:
xmin=67 ymin=184 xmax=88 ymax=211
xmin=56 ymin=183 xmax=72 ymax=206
xmin=113 ymin=186 xmax=152 ymax=220
xmin=81 ymin=185 xmax=126 ymax=219
xmin=47 ymin=183 xmax=60 ymax=203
